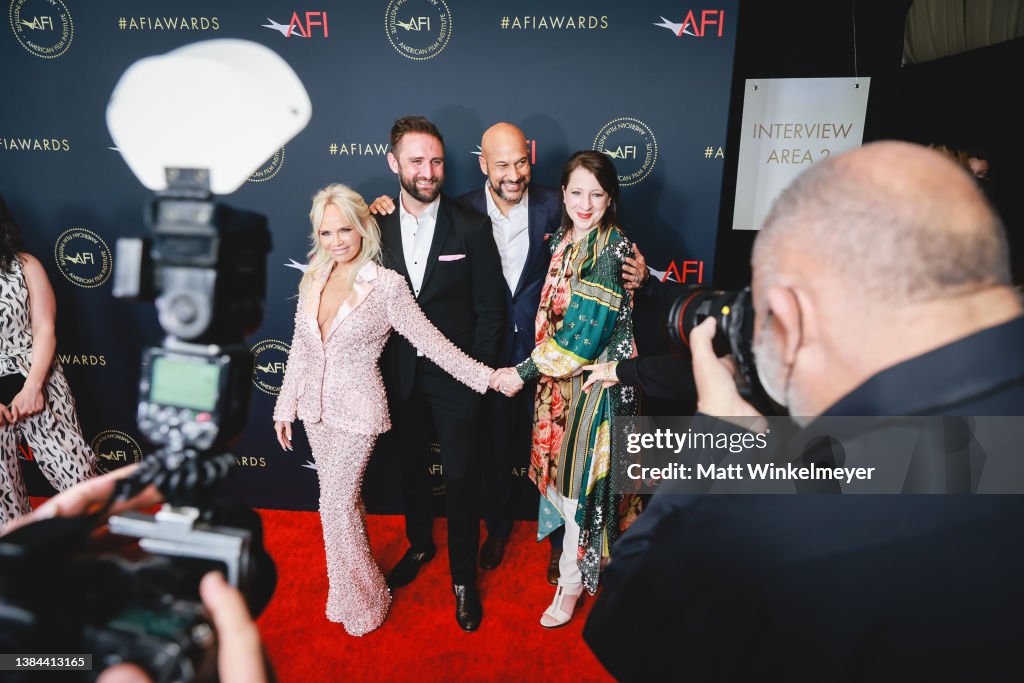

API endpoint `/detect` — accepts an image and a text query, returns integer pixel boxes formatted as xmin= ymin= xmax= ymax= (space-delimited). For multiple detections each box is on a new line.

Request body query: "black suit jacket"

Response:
xmin=378 ymin=194 xmax=505 ymax=405
xmin=457 ymin=185 xmax=562 ymax=366
xmin=585 ymin=316 xmax=1024 ymax=682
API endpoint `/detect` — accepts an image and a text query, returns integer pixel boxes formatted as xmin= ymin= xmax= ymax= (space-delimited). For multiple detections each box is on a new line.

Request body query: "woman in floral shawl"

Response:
xmin=496 ymin=151 xmax=639 ymax=628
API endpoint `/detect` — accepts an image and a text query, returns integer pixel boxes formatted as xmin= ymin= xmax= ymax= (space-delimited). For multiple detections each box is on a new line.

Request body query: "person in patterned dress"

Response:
xmin=0 ymin=195 xmax=97 ymax=526
xmin=493 ymin=151 xmax=641 ymax=627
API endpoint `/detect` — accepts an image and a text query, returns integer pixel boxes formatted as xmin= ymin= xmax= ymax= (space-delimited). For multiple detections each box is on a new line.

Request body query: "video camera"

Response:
xmin=666 ymin=285 xmax=782 ymax=414
xmin=0 ymin=39 xmax=311 ymax=681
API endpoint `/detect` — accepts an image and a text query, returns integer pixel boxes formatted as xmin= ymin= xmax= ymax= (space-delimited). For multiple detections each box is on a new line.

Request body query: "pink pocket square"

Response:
xmin=438 ymin=254 xmax=466 ymax=261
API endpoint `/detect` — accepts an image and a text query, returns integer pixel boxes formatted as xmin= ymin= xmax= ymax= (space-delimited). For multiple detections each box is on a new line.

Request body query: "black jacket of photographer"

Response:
xmin=584 ymin=315 xmax=1024 ymax=682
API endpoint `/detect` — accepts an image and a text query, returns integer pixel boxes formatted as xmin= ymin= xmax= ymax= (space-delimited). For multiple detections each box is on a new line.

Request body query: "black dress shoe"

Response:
xmin=546 ymin=544 xmax=561 ymax=586
xmin=452 ymin=583 xmax=482 ymax=632
xmin=479 ymin=533 xmax=509 ymax=570
xmin=386 ymin=546 xmax=436 ymax=589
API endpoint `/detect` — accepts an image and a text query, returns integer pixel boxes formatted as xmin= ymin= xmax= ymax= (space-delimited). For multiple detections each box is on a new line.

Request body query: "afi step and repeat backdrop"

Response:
xmin=1 ymin=0 xmax=738 ymax=512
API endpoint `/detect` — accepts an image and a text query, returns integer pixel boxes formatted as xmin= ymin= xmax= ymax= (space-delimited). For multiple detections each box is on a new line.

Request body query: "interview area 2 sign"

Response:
xmin=732 ymin=77 xmax=870 ymax=231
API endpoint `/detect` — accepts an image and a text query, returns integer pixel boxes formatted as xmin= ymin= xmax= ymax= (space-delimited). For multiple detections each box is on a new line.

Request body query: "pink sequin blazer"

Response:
xmin=273 ymin=262 xmax=492 ymax=435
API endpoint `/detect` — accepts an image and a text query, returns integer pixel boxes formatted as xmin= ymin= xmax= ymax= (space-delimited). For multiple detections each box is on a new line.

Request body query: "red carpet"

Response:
xmin=256 ymin=509 xmax=614 ymax=682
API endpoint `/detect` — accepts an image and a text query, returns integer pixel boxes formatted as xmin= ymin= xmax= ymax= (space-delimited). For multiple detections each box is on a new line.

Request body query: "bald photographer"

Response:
xmin=583 ymin=141 xmax=1024 ymax=681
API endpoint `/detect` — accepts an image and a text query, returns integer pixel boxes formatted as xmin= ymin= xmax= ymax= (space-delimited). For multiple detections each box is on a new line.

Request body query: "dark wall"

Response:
xmin=893 ymin=37 xmax=1024 ymax=283
xmin=712 ymin=0 xmax=1022 ymax=290
xmin=713 ymin=0 xmax=912 ymax=290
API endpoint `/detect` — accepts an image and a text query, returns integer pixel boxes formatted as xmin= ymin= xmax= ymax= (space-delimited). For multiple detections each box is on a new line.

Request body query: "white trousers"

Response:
xmin=546 ymin=485 xmax=582 ymax=587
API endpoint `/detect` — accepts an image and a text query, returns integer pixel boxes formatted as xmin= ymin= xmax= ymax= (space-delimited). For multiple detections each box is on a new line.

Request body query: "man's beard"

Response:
xmin=401 ymin=173 xmax=442 ymax=204
xmin=752 ymin=322 xmax=809 ymax=422
xmin=490 ymin=177 xmax=528 ymax=203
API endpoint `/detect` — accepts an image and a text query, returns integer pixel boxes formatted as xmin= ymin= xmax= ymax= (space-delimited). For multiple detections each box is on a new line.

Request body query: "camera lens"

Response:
xmin=666 ymin=286 xmax=775 ymax=411
xmin=667 ymin=286 xmax=750 ymax=358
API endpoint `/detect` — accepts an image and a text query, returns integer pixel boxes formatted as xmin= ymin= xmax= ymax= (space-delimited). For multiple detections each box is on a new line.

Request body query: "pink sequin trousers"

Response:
xmin=304 ymin=421 xmax=391 ymax=636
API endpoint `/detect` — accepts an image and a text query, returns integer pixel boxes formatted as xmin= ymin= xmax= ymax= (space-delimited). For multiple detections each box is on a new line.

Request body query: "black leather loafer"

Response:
xmin=479 ymin=533 xmax=509 ymax=570
xmin=452 ymin=583 xmax=482 ymax=632
xmin=386 ymin=546 xmax=436 ymax=589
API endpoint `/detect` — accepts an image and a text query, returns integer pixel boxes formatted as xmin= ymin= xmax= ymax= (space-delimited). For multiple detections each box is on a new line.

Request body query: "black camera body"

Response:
xmin=114 ymin=168 xmax=272 ymax=454
xmin=0 ymin=502 xmax=274 ymax=683
xmin=136 ymin=344 xmax=252 ymax=454
xmin=667 ymin=285 xmax=781 ymax=414
xmin=114 ymin=168 xmax=271 ymax=346
xmin=0 ymin=167 xmax=276 ymax=681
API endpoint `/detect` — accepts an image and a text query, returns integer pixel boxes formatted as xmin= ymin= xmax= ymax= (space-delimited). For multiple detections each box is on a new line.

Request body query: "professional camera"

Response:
xmin=0 ymin=39 xmax=311 ymax=681
xmin=114 ymin=170 xmax=270 ymax=455
xmin=115 ymin=175 xmax=271 ymax=344
xmin=666 ymin=285 xmax=781 ymax=414
xmin=0 ymin=500 xmax=276 ymax=683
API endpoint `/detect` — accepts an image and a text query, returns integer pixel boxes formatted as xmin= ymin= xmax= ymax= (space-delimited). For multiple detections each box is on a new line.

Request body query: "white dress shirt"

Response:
xmin=485 ymin=184 xmax=530 ymax=294
xmin=399 ymin=194 xmax=440 ymax=297
xmin=399 ymin=194 xmax=440 ymax=357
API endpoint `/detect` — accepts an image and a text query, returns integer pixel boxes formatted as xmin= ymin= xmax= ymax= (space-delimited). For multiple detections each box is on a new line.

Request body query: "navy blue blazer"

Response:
xmin=457 ymin=184 xmax=562 ymax=367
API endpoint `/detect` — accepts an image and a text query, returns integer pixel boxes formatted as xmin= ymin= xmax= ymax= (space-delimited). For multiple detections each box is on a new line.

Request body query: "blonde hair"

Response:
xmin=300 ymin=184 xmax=382 ymax=294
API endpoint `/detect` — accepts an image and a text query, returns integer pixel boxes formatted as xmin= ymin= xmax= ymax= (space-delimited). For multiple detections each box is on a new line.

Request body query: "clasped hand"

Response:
xmin=489 ymin=368 xmax=524 ymax=397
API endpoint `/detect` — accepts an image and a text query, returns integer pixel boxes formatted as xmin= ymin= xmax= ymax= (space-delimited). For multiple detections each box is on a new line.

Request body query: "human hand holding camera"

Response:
xmin=2 ymin=466 xmax=272 ymax=683
xmin=689 ymin=317 xmax=761 ymax=420
xmin=95 ymin=571 xmax=267 ymax=683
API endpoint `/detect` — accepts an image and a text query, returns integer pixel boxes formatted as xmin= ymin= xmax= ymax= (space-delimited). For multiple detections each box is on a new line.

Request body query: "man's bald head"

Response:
xmin=481 ymin=122 xmax=527 ymax=155
xmin=753 ymin=141 xmax=1010 ymax=306
xmin=749 ymin=141 xmax=1019 ymax=419
xmin=479 ymin=122 xmax=531 ymax=207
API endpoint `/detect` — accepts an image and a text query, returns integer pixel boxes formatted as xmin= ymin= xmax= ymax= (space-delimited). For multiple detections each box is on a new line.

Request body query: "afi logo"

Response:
xmin=663 ymin=260 xmax=704 ymax=284
xmin=98 ymin=450 xmax=129 ymax=462
xmin=396 ymin=17 xmax=430 ymax=31
xmin=654 ymin=10 xmax=725 ymax=37
xmin=604 ymin=145 xmax=637 ymax=160
xmin=428 ymin=464 xmax=443 ymax=475
xmin=255 ymin=361 xmax=286 ymax=374
xmin=262 ymin=12 xmax=329 ymax=38
xmin=20 ymin=16 xmax=54 ymax=30
xmin=64 ymin=252 xmax=94 ymax=265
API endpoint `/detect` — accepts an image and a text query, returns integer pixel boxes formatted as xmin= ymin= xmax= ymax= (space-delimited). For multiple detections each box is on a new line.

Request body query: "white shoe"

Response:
xmin=539 ymin=583 xmax=584 ymax=628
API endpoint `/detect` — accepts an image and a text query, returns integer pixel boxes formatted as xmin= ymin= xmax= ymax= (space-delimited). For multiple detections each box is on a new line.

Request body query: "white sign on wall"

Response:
xmin=732 ymin=77 xmax=870 ymax=231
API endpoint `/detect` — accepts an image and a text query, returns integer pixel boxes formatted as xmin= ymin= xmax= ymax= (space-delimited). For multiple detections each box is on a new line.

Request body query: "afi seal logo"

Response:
xmin=248 ymin=146 xmax=285 ymax=183
xmin=91 ymin=429 xmax=144 ymax=474
xmin=54 ymin=228 xmax=112 ymax=288
xmin=593 ymin=117 xmax=659 ymax=186
xmin=385 ymin=0 xmax=452 ymax=61
xmin=251 ymin=339 xmax=290 ymax=396
xmin=9 ymin=0 xmax=73 ymax=59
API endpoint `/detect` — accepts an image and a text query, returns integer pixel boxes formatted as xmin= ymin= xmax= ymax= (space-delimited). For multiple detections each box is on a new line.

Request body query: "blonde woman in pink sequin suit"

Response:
xmin=273 ymin=184 xmax=494 ymax=636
